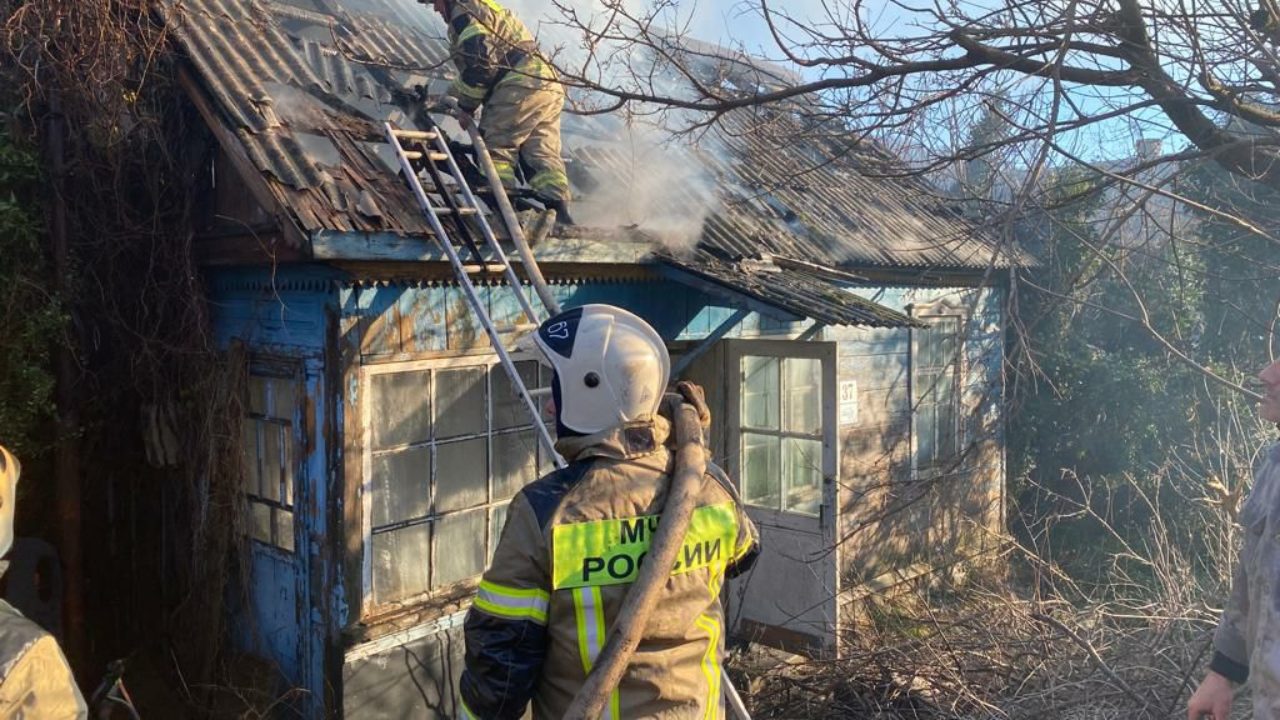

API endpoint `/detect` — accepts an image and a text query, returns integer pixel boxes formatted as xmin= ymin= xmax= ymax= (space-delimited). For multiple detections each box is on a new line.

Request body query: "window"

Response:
xmin=362 ymin=358 xmax=552 ymax=612
xmin=915 ymin=314 xmax=962 ymax=468
xmin=242 ymin=372 xmax=298 ymax=553
xmin=739 ymin=355 xmax=823 ymax=516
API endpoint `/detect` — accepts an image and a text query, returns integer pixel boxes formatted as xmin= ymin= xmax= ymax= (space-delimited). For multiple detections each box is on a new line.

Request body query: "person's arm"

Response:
xmin=0 ymin=634 xmax=88 ymax=719
xmin=458 ymin=493 xmax=550 ymax=720
xmin=726 ymin=505 xmax=760 ymax=579
xmin=1189 ymin=481 xmax=1260 ymax=719
xmin=446 ymin=10 xmax=502 ymax=112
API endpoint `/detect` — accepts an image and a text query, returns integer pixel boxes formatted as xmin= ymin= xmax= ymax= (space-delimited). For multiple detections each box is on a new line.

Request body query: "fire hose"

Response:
xmin=562 ymin=387 xmax=752 ymax=720
xmin=424 ymin=99 xmax=753 ymax=719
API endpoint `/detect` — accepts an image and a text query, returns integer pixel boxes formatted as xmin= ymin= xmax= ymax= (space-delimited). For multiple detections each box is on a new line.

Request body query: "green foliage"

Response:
xmin=1007 ymin=167 xmax=1223 ymax=572
xmin=0 ymin=120 xmax=62 ymax=458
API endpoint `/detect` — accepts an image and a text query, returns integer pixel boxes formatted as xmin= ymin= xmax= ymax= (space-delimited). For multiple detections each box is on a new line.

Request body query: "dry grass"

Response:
xmin=736 ymin=413 xmax=1266 ymax=720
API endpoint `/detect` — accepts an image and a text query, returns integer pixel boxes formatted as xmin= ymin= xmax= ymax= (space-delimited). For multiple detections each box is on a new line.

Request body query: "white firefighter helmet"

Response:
xmin=0 ymin=446 xmax=18 ymax=557
xmin=528 ymin=304 xmax=670 ymax=435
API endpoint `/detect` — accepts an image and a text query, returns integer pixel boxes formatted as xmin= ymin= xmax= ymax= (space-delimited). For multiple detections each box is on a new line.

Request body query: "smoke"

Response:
xmin=271 ymin=0 xmax=780 ymax=248
xmin=480 ymin=0 xmax=739 ymax=248
xmin=568 ymin=127 xmax=721 ymax=252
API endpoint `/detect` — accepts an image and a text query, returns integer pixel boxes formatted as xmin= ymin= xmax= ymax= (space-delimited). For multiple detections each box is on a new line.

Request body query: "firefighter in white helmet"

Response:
xmin=0 ymin=445 xmax=87 ymax=718
xmin=458 ymin=304 xmax=759 ymax=719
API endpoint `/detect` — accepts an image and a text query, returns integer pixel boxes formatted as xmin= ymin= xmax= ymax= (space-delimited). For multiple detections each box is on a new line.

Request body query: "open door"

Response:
xmin=721 ymin=339 xmax=840 ymax=657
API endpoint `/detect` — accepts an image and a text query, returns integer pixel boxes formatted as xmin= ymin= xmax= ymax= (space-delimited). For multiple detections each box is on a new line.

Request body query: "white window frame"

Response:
xmin=910 ymin=303 xmax=966 ymax=476
xmin=359 ymin=353 xmax=549 ymax=619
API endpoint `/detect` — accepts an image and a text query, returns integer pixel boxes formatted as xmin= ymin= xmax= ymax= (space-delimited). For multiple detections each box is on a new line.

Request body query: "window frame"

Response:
xmin=737 ymin=355 xmax=826 ymax=518
xmin=359 ymin=353 xmax=550 ymax=620
xmin=242 ymin=361 xmax=303 ymax=555
xmin=910 ymin=303 xmax=966 ymax=475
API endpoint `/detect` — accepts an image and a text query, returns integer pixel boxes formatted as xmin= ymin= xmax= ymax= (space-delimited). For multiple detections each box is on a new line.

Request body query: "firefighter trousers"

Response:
xmin=480 ymin=62 xmax=570 ymax=204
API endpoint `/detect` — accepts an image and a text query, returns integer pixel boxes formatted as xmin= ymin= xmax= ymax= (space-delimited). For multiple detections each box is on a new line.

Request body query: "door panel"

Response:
xmin=238 ymin=361 xmax=312 ymax=699
xmin=723 ymin=339 xmax=839 ymax=658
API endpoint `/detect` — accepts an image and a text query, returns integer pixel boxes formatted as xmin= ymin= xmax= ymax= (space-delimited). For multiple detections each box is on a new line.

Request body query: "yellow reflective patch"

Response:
xmin=551 ymin=503 xmax=737 ymax=590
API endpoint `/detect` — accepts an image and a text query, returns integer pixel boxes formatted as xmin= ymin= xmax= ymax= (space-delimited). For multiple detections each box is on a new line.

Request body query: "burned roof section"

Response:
xmin=166 ymin=0 xmax=1012 ymax=328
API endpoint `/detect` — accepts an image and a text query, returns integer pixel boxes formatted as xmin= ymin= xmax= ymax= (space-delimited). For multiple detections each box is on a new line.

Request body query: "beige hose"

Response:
xmin=561 ymin=399 xmax=707 ymax=720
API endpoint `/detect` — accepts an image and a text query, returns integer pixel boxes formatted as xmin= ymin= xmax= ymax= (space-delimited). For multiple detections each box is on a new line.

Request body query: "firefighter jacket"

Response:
xmin=0 ymin=595 xmax=87 ymax=718
xmin=442 ymin=0 xmax=549 ymax=113
xmin=458 ymin=411 xmax=760 ymax=719
xmin=1213 ymin=441 xmax=1280 ymax=717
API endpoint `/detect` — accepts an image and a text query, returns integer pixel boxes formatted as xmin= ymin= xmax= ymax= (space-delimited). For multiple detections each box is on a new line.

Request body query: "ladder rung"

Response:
xmin=403 ymin=150 xmax=449 ymax=162
xmin=461 ymin=263 xmax=508 ymax=274
xmin=392 ymin=129 xmax=439 ymax=140
xmin=434 ymin=207 xmax=479 ymax=216
xmin=526 ymin=386 xmax=553 ymax=398
xmin=512 ymin=323 xmax=538 ymax=332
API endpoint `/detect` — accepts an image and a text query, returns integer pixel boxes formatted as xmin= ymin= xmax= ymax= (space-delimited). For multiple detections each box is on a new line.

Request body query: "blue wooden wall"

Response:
xmin=340 ymin=276 xmax=809 ymax=362
xmin=209 ymin=262 xmax=1009 ymax=719
xmin=207 ymin=265 xmax=340 ymax=718
xmin=828 ymin=285 xmax=1006 ymax=588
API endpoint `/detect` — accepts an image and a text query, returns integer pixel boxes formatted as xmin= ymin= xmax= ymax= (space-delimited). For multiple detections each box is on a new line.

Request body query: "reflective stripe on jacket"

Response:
xmin=1214 ymin=441 xmax=1280 ymax=717
xmin=444 ymin=0 xmax=547 ymax=112
xmin=459 ymin=411 xmax=760 ymax=719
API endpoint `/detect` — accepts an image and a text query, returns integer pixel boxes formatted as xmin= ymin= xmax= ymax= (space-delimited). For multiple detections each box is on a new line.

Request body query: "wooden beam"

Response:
xmin=193 ymin=231 xmax=305 ymax=266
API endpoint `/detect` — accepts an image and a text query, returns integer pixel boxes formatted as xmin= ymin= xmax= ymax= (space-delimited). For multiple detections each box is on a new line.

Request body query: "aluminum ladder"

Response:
xmin=384 ymin=120 xmax=753 ymax=720
xmin=384 ymin=120 xmax=565 ymax=469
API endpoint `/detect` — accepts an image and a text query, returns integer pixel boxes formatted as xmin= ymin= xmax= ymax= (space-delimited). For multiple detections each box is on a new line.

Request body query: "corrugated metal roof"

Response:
xmin=657 ymin=249 xmax=921 ymax=328
xmin=166 ymin=0 xmax=445 ymax=235
xmin=571 ymin=111 xmax=1021 ymax=270
xmin=166 ymin=0 xmax=1015 ymax=326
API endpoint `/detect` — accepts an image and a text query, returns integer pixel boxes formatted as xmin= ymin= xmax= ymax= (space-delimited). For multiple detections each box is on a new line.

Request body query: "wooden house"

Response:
xmin=162 ymin=0 xmax=1021 ymax=715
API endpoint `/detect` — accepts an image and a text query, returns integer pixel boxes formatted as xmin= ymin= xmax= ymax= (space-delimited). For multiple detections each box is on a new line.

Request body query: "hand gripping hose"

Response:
xmin=562 ymin=386 xmax=751 ymax=720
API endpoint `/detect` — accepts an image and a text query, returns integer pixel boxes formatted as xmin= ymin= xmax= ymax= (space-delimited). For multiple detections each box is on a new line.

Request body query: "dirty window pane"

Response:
xmin=248 ymin=376 xmax=268 ymax=415
xmin=242 ymin=421 xmax=260 ymax=496
xmin=371 ymin=446 xmax=432 ymax=528
xmin=371 ymin=370 xmax=431 ymax=449
xmin=272 ymin=379 xmax=296 ymax=420
xmin=436 ymin=367 xmax=487 ymax=439
xmin=436 ymin=437 xmax=488 ymax=512
xmin=372 ymin=523 xmax=431 ymax=605
xmin=741 ymin=356 xmax=779 ymax=430
xmin=282 ymin=425 xmax=294 ymax=506
xmin=783 ymin=358 xmax=822 ymax=435
xmin=249 ymin=501 xmax=272 ymax=544
xmin=783 ymin=437 xmax=822 ymax=516
xmin=492 ymin=362 xmax=538 ymax=430
xmin=492 ymin=430 xmax=538 ymax=501
xmin=489 ymin=503 xmax=509 ymax=563
xmin=276 ymin=509 xmax=295 ymax=552
xmin=261 ymin=422 xmax=282 ymax=503
xmin=937 ymin=369 xmax=957 ymax=460
xmin=742 ymin=432 xmax=780 ymax=510
xmin=433 ymin=509 xmax=486 ymax=588
xmin=918 ymin=399 xmax=938 ymax=466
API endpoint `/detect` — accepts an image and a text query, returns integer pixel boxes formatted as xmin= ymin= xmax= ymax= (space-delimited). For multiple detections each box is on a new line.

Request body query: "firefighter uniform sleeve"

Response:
xmin=726 ymin=500 xmax=760 ymax=580
xmin=447 ymin=12 xmax=502 ymax=112
xmin=0 ymin=634 xmax=88 ymax=719
xmin=459 ymin=491 xmax=551 ymax=720
xmin=706 ymin=461 xmax=760 ymax=580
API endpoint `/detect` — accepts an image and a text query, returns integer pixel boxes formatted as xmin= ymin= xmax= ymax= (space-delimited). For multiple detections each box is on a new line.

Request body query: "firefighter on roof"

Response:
xmin=422 ymin=0 xmax=574 ymax=224
xmin=458 ymin=304 xmax=760 ymax=719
